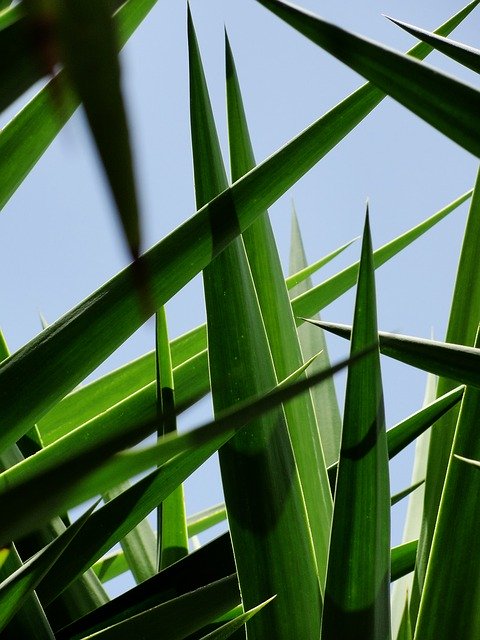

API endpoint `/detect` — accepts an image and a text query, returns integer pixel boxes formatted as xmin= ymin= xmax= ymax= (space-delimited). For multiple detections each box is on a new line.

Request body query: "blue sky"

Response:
xmin=1 ymin=0 xmax=479 ymax=596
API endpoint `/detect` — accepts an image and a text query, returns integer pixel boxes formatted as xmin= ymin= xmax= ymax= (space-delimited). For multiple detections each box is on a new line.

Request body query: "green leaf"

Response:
xmin=256 ymin=0 xmax=480 ymax=157
xmin=156 ymin=306 xmax=188 ymax=570
xmin=54 ymin=0 xmax=142 ymax=264
xmin=396 ymin=596 xmax=413 ymax=640
xmin=80 ymin=575 xmax=240 ymax=640
xmin=391 ymin=480 xmax=424 ymax=507
xmin=92 ymin=550 xmax=129 ymax=584
xmin=226 ymin=31 xmax=331 ymax=590
xmin=294 ymin=192 xmax=471 ymax=320
xmin=33 ymin=354 xmax=358 ymax=599
xmin=0 ymin=502 xmax=96 ymax=631
xmin=308 ymin=320 xmax=480 ymax=389
xmin=289 ymin=206 xmax=343 ymax=468
xmin=103 ymin=482 xmax=156 ymax=584
xmin=37 ymin=184 xmax=468 ymax=449
xmin=0 ymin=341 xmax=361 ymax=546
xmin=198 ymin=598 xmax=275 ymax=640
xmin=187 ymin=504 xmax=227 ymax=538
xmin=387 ymin=16 xmax=480 ymax=75
xmin=286 ymin=233 xmax=358 ymax=290
xmin=413 ymin=328 xmax=480 ymax=639
xmin=391 ymin=540 xmax=418 ymax=584
xmin=38 ymin=339 xmax=208 ymax=448
xmin=322 ymin=385 xmax=462 ymax=497
xmin=56 ymin=534 xmax=237 ymax=639
xmin=390 ymin=375 xmax=434 ymax=637
xmin=0 ymin=544 xmax=55 ymax=640
xmin=386 ymin=386 xmax=463 ymax=459
xmin=411 ymin=167 xmax=480 ymax=624
xmin=190 ymin=13 xmax=320 ymax=639
xmin=0 ymin=9 xmax=472 ymax=454
xmin=322 ymin=211 xmax=390 ymax=639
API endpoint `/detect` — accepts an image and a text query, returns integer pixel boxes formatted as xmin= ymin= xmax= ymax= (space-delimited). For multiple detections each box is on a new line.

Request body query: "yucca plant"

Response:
xmin=1 ymin=0 xmax=480 ymax=638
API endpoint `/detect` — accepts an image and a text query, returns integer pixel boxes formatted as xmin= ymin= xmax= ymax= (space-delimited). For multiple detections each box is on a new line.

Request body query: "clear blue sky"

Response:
xmin=1 ymin=0 xmax=479 ymax=596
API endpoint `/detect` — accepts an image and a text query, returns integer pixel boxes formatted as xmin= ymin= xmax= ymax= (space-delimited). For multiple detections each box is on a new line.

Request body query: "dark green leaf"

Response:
xmin=322 ymin=212 xmax=390 ymax=639
xmin=190 ymin=13 xmax=320 ymax=638
xmin=256 ymin=0 xmax=480 ymax=157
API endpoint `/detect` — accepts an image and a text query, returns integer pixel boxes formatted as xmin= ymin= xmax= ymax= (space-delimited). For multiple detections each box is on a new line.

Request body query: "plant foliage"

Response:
xmin=1 ymin=0 xmax=480 ymax=638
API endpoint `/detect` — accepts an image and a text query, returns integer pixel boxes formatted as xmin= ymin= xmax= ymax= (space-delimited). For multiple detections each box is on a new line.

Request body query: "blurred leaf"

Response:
xmin=0 ymin=502 xmax=96 ymax=631
xmin=0 ymin=0 xmax=160 ymax=209
xmin=256 ymin=0 xmax=480 ymax=157
xmin=322 ymin=212 xmax=390 ymax=639
xmin=56 ymin=0 xmax=141 ymax=264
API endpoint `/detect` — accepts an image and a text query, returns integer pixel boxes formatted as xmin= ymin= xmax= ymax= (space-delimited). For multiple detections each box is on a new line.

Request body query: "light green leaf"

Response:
xmin=198 ymin=598 xmax=275 ymax=640
xmin=92 ymin=550 xmax=129 ymax=584
xmin=289 ymin=207 xmax=342 ymax=468
xmin=293 ymin=191 xmax=471 ymax=320
xmin=286 ymin=233 xmax=358 ymax=290
xmin=396 ymin=596 xmax=413 ymax=640
xmin=187 ymin=504 xmax=227 ymax=538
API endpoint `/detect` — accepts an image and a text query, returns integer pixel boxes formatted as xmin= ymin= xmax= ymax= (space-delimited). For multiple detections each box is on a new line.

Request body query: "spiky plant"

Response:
xmin=1 ymin=0 xmax=480 ymax=638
